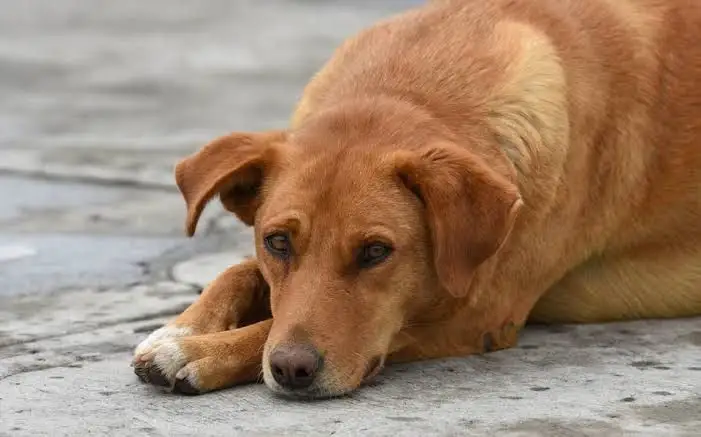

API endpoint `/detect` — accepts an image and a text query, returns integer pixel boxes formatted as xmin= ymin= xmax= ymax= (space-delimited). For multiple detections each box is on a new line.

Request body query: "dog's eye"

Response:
xmin=358 ymin=243 xmax=393 ymax=268
xmin=264 ymin=233 xmax=291 ymax=258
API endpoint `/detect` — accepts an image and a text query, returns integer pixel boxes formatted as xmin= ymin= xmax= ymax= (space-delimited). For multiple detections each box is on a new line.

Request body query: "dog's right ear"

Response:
xmin=174 ymin=131 xmax=287 ymax=236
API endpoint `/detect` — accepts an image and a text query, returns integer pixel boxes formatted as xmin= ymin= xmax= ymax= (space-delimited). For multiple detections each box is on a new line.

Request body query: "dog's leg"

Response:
xmin=133 ymin=259 xmax=269 ymax=378
xmin=530 ymin=243 xmax=701 ymax=323
xmin=167 ymin=257 xmax=269 ymax=332
xmin=134 ymin=319 xmax=272 ymax=394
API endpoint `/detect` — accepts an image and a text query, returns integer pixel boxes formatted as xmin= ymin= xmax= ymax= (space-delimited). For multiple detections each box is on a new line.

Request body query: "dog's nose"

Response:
xmin=269 ymin=343 xmax=322 ymax=390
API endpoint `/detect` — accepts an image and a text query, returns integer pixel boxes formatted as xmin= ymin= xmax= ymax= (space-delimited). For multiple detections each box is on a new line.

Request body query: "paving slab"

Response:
xmin=171 ymin=251 xmax=252 ymax=288
xmin=0 ymin=174 xmax=230 ymax=297
xmin=0 ymin=233 xmax=183 ymax=297
xmin=0 ymin=175 xmax=222 ymax=237
xmin=0 ymin=281 xmax=195 ymax=348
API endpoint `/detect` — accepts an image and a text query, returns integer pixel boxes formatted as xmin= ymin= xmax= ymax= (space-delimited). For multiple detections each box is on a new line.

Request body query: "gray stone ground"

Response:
xmin=0 ymin=0 xmax=699 ymax=435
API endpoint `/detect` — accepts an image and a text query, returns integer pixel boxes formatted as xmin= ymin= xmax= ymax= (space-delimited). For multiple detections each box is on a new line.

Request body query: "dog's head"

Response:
xmin=175 ymin=101 xmax=522 ymax=398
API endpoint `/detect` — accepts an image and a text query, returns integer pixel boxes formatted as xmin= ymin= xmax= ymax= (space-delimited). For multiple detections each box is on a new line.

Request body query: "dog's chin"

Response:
xmin=263 ymin=377 xmax=357 ymax=400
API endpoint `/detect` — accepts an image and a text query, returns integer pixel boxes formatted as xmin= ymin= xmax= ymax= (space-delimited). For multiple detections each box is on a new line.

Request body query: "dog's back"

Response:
xmin=293 ymin=0 xmax=701 ymax=322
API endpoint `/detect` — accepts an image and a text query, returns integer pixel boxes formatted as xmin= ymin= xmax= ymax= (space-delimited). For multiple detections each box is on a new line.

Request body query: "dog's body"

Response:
xmin=133 ymin=0 xmax=701 ymax=398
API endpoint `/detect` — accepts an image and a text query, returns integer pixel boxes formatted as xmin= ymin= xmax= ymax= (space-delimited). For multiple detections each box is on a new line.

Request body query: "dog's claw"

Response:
xmin=147 ymin=367 xmax=171 ymax=387
xmin=133 ymin=355 xmax=172 ymax=388
xmin=173 ymin=377 xmax=200 ymax=395
xmin=134 ymin=366 xmax=148 ymax=383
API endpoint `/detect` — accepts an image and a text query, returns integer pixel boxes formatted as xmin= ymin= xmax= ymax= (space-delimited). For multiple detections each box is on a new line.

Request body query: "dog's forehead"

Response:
xmin=282 ymin=147 xmax=390 ymax=196
xmin=264 ymin=147 xmax=408 ymax=225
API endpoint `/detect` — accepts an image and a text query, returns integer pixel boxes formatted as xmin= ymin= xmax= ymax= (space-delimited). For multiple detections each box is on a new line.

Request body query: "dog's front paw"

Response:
xmin=133 ymin=325 xmax=195 ymax=388
xmin=133 ymin=324 xmax=269 ymax=395
xmin=132 ymin=335 xmax=249 ymax=395
xmin=132 ymin=337 xmax=188 ymax=387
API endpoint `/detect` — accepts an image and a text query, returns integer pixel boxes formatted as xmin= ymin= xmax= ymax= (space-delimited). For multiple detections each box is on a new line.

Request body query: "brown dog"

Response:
xmin=133 ymin=0 xmax=701 ymax=398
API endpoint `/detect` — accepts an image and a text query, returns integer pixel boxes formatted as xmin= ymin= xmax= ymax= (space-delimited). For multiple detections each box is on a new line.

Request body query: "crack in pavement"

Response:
xmin=0 ymin=168 xmax=177 ymax=192
xmin=0 ymin=361 xmax=93 ymax=382
xmin=0 ymin=363 xmax=62 ymax=381
xmin=0 ymin=305 xmax=190 ymax=350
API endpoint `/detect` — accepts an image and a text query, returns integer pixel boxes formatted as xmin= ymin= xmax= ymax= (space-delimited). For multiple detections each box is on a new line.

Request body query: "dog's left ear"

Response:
xmin=175 ymin=130 xmax=287 ymax=236
xmin=395 ymin=142 xmax=523 ymax=299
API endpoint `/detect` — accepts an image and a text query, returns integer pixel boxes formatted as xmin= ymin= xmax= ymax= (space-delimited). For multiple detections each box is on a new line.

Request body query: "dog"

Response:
xmin=133 ymin=0 xmax=701 ymax=399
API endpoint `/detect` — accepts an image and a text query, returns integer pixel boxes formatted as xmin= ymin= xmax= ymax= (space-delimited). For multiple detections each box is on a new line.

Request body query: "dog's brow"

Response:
xmin=348 ymin=225 xmax=397 ymax=245
xmin=261 ymin=213 xmax=305 ymax=234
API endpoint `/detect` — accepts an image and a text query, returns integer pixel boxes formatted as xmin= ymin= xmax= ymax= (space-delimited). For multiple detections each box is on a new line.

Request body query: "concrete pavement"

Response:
xmin=1 ymin=0 xmax=700 ymax=435
xmin=3 ymin=272 xmax=700 ymax=436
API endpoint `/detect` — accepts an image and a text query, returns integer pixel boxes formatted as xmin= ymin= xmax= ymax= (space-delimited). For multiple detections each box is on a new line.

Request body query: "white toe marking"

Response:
xmin=152 ymin=339 xmax=187 ymax=380
xmin=134 ymin=325 xmax=193 ymax=356
xmin=175 ymin=363 xmax=200 ymax=388
xmin=175 ymin=367 xmax=189 ymax=380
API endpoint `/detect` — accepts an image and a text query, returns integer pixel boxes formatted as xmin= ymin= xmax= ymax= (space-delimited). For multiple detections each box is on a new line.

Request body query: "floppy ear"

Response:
xmin=174 ymin=131 xmax=286 ymax=236
xmin=395 ymin=142 xmax=523 ymax=299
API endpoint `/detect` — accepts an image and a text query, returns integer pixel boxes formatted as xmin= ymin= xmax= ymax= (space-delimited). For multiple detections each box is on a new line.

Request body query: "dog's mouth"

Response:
xmin=271 ymin=385 xmax=341 ymax=401
xmin=362 ymin=355 xmax=385 ymax=383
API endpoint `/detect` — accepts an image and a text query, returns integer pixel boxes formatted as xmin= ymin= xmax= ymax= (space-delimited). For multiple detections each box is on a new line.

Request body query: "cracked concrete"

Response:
xmin=1 ymin=0 xmax=700 ymax=435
